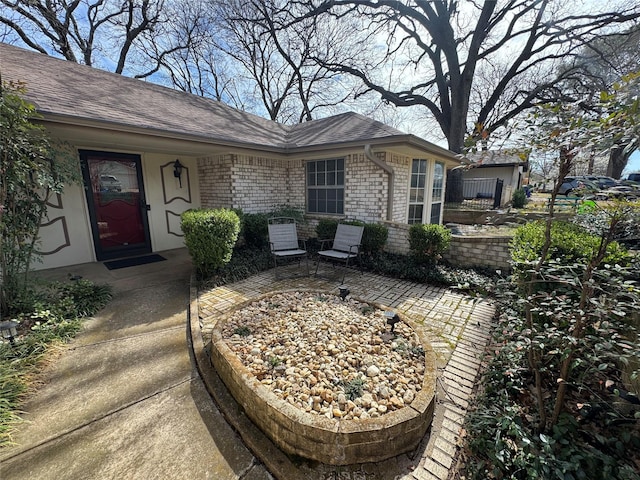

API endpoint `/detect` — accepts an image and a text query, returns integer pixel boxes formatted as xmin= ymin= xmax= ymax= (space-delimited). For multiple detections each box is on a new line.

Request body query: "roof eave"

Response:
xmin=38 ymin=112 xmax=288 ymax=154
xmin=473 ymin=161 xmax=529 ymax=168
xmin=38 ymin=113 xmax=460 ymax=164
xmin=286 ymin=134 xmax=459 ymax=163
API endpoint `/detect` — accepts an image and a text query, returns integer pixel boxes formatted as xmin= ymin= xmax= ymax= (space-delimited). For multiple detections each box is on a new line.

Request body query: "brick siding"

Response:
xmin=443 ymin=235 xmax=511 ymax=271
xmin=198 ymin=154 xmax=234 ymax=208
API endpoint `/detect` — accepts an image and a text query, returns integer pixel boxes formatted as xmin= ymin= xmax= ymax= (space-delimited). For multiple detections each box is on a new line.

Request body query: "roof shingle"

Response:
xmin=1 ymin=42 xmax=455 ymax=160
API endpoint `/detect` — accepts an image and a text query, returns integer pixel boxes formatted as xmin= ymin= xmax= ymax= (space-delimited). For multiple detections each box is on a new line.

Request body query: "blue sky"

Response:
xmin=624 ymin=150 xmax=640 ymax=175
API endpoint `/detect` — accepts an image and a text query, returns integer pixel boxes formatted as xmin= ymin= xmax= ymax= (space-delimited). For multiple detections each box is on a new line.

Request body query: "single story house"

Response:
xmin=2 ymin=43 xmax=460 ymax=270
xmin=462 ymin=151 xmax=529 ymax=206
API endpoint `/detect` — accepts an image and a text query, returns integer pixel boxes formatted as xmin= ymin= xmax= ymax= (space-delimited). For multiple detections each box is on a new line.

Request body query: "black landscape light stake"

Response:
xmin=173 ymin=159 xmax=184 ymax=188
xmin=339 ymin=286 xmax=350 ymax=301
xmin=0 ymin=320 xmax=19 ymax=345
xmin=384 ymin=310 xmax=401 ymax=333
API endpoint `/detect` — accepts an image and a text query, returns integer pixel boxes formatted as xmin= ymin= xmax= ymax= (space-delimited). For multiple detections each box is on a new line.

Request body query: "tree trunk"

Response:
xmin=445 ymin=168 xmax=464 ymax=203
xmin=607 ymin=145 xmax=631 ymax=179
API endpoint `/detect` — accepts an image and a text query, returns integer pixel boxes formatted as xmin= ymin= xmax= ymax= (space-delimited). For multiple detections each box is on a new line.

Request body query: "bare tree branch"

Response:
xmin=287 ymin=0 xmax=640 ymax=152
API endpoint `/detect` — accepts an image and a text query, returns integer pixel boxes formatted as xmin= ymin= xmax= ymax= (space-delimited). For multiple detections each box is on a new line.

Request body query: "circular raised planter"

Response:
xmin=209 ymin=290 xmax=436 ymax=465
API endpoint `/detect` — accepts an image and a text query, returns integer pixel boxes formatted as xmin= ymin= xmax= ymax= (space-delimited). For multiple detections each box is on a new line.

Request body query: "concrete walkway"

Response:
xmin=0 ymin=250 xmax=494 ymax=480
xmin=0 ymin=249 xmax=271 ymax=480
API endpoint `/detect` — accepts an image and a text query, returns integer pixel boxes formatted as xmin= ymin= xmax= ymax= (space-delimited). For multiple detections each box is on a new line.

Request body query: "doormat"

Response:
xmin=103 ymin=254 xmax=166 ymax=270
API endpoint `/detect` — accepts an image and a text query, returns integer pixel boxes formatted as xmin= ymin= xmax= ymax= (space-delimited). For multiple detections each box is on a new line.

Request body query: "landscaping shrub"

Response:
xmin=512 ymin=187 xmax=527 ymax=208
xmin=242 ymin=212 xmax=270 ymax=248
xmin=408 ymin=223 xmax=451 ymax=265
xmin=240 ymin=206 xmax=305 ymax=248
xmin=200 ymin=244 xmax=274 ymax=288
xmin=510 ymin=220 xmax=629 ymax=267
xmin=464 ymin=207 xmax=640 ymax=479
xmin=181 ymin=208 xmax=240 ymax=278
xmin=316 ymin=218 xmax=338 ymax=240
xmin=361 ymin=223 xmax=388 ymax=256
xmin=465 ymin=285 xmax=640 ymax=480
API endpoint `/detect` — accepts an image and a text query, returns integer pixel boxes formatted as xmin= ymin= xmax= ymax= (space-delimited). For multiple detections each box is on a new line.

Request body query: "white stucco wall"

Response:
xmin=36 ymin=184 xmax=95 ymax=270
xmin=34 ymin=147 xmax=201 ymax=271
xmin=141 ymin=153 xmax=200 ymax=252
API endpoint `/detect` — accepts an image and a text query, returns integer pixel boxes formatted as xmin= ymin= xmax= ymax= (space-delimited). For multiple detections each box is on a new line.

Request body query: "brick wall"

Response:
xmin=381 ymin=221 xmax=411 ymax=254
xmin=388 ymin=153 xmax=411 ymax=223
xmin=199 ymin=155 xmax=305 ymax=213
xmin=198 ymin=154 xmax=233 ymax=208
xmin=344 ymin=153 xmax=387 ymax=222
xmin=232 ymin=155 xmax=290 ymax=212
xmin=443 ymin=235 xmax=512 ymax=271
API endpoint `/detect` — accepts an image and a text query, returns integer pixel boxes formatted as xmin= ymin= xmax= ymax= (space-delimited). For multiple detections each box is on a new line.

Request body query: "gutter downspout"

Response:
xmin=364 ymin=144 xmax=394 ymax=221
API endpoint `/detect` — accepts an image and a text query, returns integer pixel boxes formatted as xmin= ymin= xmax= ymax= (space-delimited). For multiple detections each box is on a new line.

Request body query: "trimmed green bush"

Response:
xmin=242 ymin=212 xmax=270 ymax=248
xmin=316 ymin=219 xmax=338 ymax=240
xmin=362 ymin=223 xmax=388 ymax=255
xmin=512 ymin=188 xmax=527 ymax=208
xmin=408 ymin=224 xmax=451 ymax=265
xmin=510 ymin=220 xmax=629 ymax=267
xmin=181 ymin=208 xmax=240 ymax=278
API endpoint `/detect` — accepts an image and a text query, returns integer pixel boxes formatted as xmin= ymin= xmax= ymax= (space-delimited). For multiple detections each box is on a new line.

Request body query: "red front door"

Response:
xmin=80 ymin=150 xmax=151 ymax=260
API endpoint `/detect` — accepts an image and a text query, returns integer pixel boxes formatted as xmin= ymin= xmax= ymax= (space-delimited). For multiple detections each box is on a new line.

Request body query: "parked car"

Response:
xmin=582 ymin=175 xmax=618 ymax=189
xmin=601 ymin=180 xmax=640 ymax=199
xmin=623 ymin=172 xmax=640 ymax=182
xmin=99 ymin=174 xmax=122 ymax=192
xmin=558 ymin=176 xmax=598 ymax=196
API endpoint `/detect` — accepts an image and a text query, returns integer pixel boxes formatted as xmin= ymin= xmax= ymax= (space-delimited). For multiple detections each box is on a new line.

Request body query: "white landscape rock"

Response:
xmin=221 ymin=292 xmax=426 ymax=420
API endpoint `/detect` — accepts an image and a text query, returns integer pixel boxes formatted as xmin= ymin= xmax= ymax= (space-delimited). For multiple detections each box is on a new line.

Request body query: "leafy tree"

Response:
xmin=0 ymin=80 xmax=79 ymax=316
xmin=519 ymin=78 xmax=640 ymax=429
xmin=525 ymin=71 xmax=640 ymax=193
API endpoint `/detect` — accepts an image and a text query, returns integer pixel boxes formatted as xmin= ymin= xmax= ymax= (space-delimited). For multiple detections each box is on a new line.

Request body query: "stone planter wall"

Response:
xmin=209 ymin=294 xmax=437 ymax=465
xmin=442 ymin=234 xmax=512 ymax=271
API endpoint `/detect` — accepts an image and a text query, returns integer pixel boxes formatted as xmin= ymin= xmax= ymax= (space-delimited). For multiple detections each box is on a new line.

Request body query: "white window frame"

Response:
xmin=407 ymin=159 xmax=446 ymax=224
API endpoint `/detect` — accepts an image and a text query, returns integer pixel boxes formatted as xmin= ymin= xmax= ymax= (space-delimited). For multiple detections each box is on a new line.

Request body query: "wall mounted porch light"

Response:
xmin=173 ymin=159 xmax=184 ymax=188
xmin=0 ymin=320 xmax=18 ymax=345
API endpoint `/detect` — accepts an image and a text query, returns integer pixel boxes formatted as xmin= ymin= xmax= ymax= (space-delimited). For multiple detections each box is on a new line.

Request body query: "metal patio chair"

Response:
xmin=315 ymin=223 xmax=364 ymax=284
xmin=268 ymin=217 xmax=309 ymax=279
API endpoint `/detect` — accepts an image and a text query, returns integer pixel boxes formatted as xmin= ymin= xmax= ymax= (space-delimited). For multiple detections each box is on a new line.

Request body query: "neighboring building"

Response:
xmin=1 ymin=43 xmax=459 ymax=269
xmin=462 ymin=150 xmax=529 ymax=206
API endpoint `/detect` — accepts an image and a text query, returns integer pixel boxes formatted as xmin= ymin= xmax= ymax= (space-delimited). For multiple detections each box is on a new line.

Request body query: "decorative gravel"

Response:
xmin=220 ymin=291 xmax=426 ymax=420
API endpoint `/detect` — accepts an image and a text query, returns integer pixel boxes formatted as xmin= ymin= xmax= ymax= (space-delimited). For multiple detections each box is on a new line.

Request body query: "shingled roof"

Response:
xmin=465 ymin=150 xmax=529 ymax=167
xmin=0 ymin=42 xmax=456 ymax=159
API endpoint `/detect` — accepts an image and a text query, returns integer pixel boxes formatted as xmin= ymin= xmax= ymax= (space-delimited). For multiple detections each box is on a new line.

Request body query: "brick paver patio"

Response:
xmin=197 ymin=264 xmax=495 ymax=480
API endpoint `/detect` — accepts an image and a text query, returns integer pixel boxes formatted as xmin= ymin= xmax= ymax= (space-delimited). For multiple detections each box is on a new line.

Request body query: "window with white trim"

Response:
xmin=408 ymin=159 xmax=445 ymax=224
xmin=408 ymin=159 xmax=427 ymax=224
xmin=430 ymin=162 xmax=444 ymax=224
xmin=306 ymin=158 xmax=344 ymax=214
